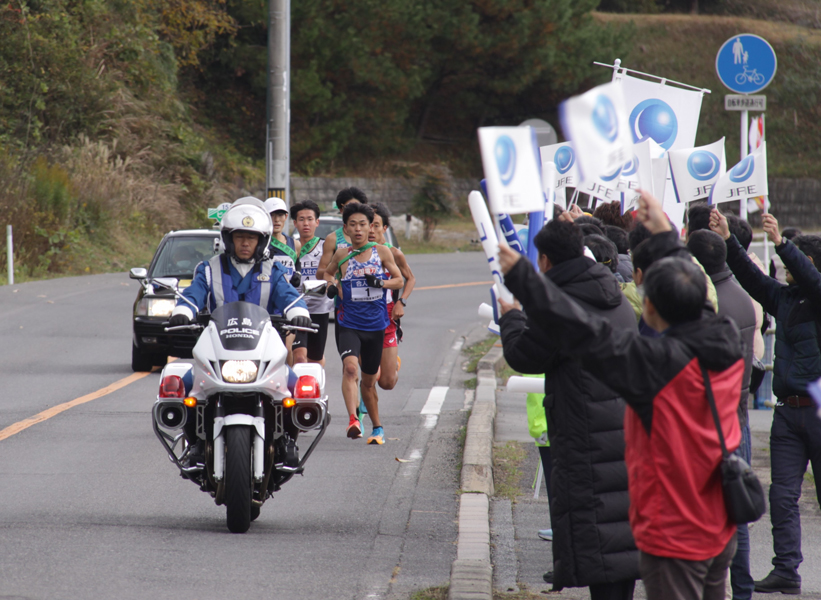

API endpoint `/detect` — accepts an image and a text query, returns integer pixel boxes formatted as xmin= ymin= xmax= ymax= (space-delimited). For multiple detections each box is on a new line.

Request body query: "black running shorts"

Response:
xmin=291 ymin=312 xmax=330 ymax=361
xmin=335 ymin=324 xmax=384 ymax=375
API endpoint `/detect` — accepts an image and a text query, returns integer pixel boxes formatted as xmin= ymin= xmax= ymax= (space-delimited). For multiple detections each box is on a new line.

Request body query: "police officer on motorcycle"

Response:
xmin=169 ymin=196 xmax=312 ymax=466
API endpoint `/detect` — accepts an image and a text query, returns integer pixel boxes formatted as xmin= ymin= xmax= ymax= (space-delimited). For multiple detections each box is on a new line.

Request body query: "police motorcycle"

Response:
xmin=151 ymin=279 xmax=330 ymax=534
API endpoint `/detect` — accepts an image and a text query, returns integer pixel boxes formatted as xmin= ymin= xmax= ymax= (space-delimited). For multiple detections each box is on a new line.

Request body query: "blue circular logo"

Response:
xmin=729 ymin=156 xmax=755 ymax=183
xmin=554 ymin=146 xmax=575 ymax=175
xmin=600 ymin=164 xmax=622 ymax=182
xmin=687 ymin=151 xmax=721 ymax=181
xmin=629 ymin=99 xmax=678 ymax=150
xmin=716 ymin=34 xmax=777 ymax=94
xmin=592 ymin=95 xmax=618 ymax=143
xmin=495 ymin=136 xmax=517 ymax=186
xmin=622 ymin=156 xmax=639 ymax=177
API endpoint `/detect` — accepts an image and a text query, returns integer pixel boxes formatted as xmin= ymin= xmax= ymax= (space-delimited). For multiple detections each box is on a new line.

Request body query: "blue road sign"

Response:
xmin=716 ymin=34 xmax=777 ymax=94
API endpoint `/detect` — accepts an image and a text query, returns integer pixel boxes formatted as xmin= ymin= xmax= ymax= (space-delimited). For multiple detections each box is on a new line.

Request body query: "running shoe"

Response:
xmin=396 ymin=356 xmax=401 ymax=371
xmin=347 ymin=415 xmax=362 ymax=439
xmin=367 ymin=426 xmax=385 ymax=445
xmin=538 ymin=528 xmax=553 ymax=541
xmin=358 ymin=393 xmax=368 ymax=416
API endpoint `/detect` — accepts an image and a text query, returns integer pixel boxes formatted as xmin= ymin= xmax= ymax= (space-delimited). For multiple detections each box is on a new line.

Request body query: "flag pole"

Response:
xmin=594 ymin=61 xmax=711 ymax=96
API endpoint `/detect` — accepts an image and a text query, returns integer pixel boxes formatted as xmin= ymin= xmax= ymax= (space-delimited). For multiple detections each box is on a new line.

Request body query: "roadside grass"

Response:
xmin=493 ymin=441 xmax=527 ymax=502
xmin=410 ymin=584 xmax=449 ymax=600
xmin=463 ymin=336 xmax=498 ymax=374
xmin=493 ymin=587 xmax=550 ymax=600
xmin=397 ymin=216 xmax=481 ymax=255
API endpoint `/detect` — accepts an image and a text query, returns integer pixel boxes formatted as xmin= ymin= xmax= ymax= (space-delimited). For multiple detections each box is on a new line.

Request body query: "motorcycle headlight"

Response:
xmin=221 ymin=360 xmax=258 ymax=383
xmin=136 ymin=297 xmax=177 ymax=317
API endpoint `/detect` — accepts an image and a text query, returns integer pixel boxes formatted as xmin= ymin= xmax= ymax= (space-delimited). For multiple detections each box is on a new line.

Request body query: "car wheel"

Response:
xmin=131 ymin=342 xmax=155 ymax=372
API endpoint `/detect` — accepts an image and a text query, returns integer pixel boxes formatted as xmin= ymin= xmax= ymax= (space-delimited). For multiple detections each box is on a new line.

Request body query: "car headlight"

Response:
xmin=221 ymin=360 xmax=258 ymax=383
xmin=136 ymin=297 xmax=177 ymax=317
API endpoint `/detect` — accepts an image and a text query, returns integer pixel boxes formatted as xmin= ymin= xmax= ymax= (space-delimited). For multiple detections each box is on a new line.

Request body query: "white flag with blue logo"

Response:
xmin=616 ymin=72 xmax=704 ymax=153
xmin=559 ymin=81 xmax=633 ymax=185
xmin=668 ymin=138 xmax=726 ymax=203
xmin=540 ymin=141 xmax=579 ymax=190
xmin=478 ymin=126 xmax=546 ymax=215
xmin=709 ymin=142 xmax=768 ymax=206
xmin=620 ymin=138 xmax=662 ymax=212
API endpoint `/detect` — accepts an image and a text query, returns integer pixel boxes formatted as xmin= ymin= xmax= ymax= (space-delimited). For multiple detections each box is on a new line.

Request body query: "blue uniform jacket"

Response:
xmin=178 ymin=256 xmax=307 ymax=316
xmin=725 ymin=235 xmax=821 ymax=398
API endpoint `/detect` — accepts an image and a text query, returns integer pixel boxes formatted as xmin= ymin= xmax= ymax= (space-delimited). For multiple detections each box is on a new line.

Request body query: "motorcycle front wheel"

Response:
xmin=225 ymin=425 xmax=253 ymax=533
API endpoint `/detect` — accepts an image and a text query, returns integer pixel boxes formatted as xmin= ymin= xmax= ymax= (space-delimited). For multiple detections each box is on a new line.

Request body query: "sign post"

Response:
xmin=716 ymin=34 xmax=776 ymax=220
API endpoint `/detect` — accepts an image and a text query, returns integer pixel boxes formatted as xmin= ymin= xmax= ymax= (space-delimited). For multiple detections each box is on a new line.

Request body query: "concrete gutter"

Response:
xmin=449 ymin=344 xmax=505 ymax=600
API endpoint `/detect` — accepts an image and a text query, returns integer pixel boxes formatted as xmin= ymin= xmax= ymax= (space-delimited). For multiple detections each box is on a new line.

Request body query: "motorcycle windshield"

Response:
xmin=210 ymin=302 xmax=270 ymax=351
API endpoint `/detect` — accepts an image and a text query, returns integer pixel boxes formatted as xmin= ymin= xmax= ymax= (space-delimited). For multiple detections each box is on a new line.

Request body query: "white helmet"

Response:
xmin=220 ymin=197 xmax=273 ymax=263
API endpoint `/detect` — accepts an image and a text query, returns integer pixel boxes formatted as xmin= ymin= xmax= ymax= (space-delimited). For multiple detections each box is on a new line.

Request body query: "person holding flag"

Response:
xmin=323 ymin=202 xmax=403 ymax=445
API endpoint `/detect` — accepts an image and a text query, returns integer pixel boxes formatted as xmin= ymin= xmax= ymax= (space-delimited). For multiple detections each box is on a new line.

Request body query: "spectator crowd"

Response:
xmin=496 ymin=191 xmax=821 ymax=600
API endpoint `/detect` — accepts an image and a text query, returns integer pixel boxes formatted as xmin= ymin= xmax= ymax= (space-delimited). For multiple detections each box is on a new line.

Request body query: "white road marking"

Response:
xmin=424 ymin=415 xmax=438 ymax=430
xmin=421 ymin=386 xmax=448 ymax=415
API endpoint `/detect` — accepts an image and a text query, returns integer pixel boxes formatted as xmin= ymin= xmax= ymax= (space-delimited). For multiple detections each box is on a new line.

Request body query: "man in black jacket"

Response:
xmin=687 ymin=229 xmax=757 ymax=600
xmin=710 ymin=209 xmax=821 ymax=596
xmin=498 ymin=218 xmax=639 ymax=598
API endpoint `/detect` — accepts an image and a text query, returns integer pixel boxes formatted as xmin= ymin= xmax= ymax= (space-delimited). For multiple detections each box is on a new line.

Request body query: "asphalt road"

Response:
xmin=0 ymin=251 xmax=491 ymax=600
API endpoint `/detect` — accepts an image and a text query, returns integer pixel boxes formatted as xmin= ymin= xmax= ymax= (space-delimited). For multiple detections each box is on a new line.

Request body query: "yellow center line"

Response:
xmin=0 ymin=366 xmax=165 ymax=442
xmin=415 ymin=281 xmax=492 ymax=291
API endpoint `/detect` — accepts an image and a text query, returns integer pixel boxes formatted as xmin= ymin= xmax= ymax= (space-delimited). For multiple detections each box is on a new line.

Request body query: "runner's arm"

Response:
xmin=316 ymin=236 xmax=336 ymax=281
xmin=392 ymin=248 xmax=415 ymax=299
xmin=391 ymin=247 xmax=414 ymax=319
xmin=322 ymin=248 xmax=343 ymax=284
xmin=377 ymin=246 xmax=403 ymax=290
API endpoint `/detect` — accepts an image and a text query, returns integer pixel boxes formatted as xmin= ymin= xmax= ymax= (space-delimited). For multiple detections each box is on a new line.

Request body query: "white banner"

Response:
xmin=478 ymin=127 xmax=545 ymax=215
xmin=616 ymin=72 xmax=704 ymax=152
xmin=709 ymin=142 xmax=768 ymax=205
xmin=540 ymin=141 xmax=579 ymax=189
xmin=559 ymin=81 xmax=633 ymax=184
xmin=668 ymin=138 xmax=726 ymax=203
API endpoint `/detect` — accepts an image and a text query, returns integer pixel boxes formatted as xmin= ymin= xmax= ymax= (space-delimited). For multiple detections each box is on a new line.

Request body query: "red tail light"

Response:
xmin=160 ymin=375 xmax=185 ymax=398
xmin=295 ymin=375 xmax=319 ymax=399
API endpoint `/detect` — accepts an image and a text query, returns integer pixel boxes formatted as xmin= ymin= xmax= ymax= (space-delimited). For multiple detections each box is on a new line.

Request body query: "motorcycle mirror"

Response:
xmin=130 ymin=267 xmax=148 ymax=280
xmin=303 ymin=280 xmax=328 ymax=297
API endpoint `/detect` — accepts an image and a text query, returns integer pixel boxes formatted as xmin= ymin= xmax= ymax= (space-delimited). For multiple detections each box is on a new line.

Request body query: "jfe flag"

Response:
xmin=616 ymin=72 xmax=704 ymax=153
xmin=478 ymin=127 xmax=545 ymax=215
xmin=668 ymin=138 xmax=726 ymax=203
xmin=709 ymin=142 xmax=768 ymax=206
xmin=559 ymin=81 xmax=633 ymax=185
xmin=620 ymin=138 xmax=662 ymax=212
xmin=540 ymin=142 xmax=579 ymax=190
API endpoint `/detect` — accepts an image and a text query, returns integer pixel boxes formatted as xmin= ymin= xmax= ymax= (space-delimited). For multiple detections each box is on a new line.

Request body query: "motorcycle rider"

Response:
xmin=168 ymin=197 xmax=312 ymax=467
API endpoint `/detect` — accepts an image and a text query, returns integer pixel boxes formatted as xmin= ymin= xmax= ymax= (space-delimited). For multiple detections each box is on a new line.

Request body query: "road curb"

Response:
xmin=449 ymin=344 xmax=506 ymax=600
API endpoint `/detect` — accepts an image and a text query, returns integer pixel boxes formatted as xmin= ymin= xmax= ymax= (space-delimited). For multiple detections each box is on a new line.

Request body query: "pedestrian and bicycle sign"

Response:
xmin=716 ymin=34 xmax=777 ymax=94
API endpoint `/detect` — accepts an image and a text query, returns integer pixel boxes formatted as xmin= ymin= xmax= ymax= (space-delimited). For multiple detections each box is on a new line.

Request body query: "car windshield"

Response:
xmin=151 ymin=236 xmax=218 ymax=278
xmin=315 ymin=219 xmax=341 ymax=240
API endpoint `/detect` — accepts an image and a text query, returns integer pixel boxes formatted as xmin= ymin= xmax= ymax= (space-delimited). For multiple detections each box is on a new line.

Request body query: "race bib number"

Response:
xmin=350 ymin=280 xmax=381 ymax=302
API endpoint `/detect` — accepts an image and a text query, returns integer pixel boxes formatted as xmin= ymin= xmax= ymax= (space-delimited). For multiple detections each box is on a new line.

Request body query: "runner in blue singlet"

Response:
xmin=323 ymin=202 xmax=402 ymax=445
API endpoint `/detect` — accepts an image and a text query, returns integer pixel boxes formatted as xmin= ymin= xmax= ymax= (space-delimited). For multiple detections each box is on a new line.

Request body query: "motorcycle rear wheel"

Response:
xmin=225 ymin=425 xmax=253 ymax=533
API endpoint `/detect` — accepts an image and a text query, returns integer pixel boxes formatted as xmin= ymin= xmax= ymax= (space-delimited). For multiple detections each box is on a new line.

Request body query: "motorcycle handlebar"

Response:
xmin=163 ymin=324 xmax=204 ymax=332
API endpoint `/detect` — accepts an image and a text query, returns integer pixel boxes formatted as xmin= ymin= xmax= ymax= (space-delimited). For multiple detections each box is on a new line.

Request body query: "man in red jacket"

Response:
xmin=499 ymin=190 xmax=744 ymax=600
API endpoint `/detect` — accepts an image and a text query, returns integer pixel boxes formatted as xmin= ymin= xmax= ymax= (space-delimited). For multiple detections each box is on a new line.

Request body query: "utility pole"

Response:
xmin=266 ymin=0 xmax=290 ymax=204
